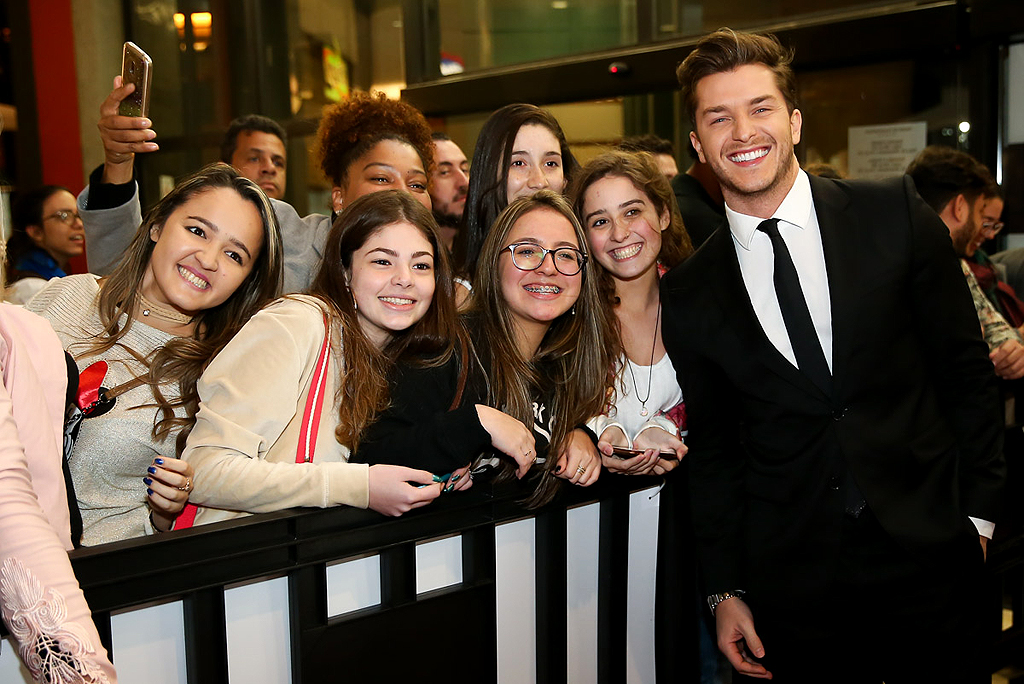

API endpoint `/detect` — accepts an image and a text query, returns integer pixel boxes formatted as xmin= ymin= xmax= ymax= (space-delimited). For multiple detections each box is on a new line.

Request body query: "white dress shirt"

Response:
xmin=726 ymin=170 xmax=832 ymax=371
xmin=724 ymin=170 xmax=993 ymax=539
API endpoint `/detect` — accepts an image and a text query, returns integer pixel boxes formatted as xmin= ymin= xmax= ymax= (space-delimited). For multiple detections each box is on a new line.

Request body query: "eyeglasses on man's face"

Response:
xmin=45 ymin=210 xmax=82 ymax=226
xmin=981 ymin=221 xmax=1005 ymax=238
xmin=502 ymin=241 xmax=586 ymax=276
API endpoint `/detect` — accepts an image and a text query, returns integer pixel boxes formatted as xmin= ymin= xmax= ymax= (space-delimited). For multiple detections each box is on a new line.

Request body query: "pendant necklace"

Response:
xmin=138 ymin=292 xmax=194 ymax=326
xmin=625 ymin=304 xmax=661 ymax=417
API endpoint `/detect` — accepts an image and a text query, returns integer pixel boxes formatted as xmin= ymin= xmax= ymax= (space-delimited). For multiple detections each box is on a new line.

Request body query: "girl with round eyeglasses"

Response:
xmin=5 ymin=186 xmax=85 ymax=304
xmin=356 ymin=190 xmax=615 ymax=508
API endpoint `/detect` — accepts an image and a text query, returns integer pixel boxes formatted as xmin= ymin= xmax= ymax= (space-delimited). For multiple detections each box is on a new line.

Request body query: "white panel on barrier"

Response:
xmin=109 ymin=600 xmax=187 ymax=684
xmin=495 ymin=517 xmax=536 ymax=684
xmin=416 ymin=535 xmax=463 ymax=594
xmin=224 ymin=576 xmax=291 ymax=684
xmin=0 ymin=637 xmax=35 ymax=683
xmin=1009 ymin=43 xmax=1024 ymax=145
xmin=566 ymin=503 xmax=600 ymax=684
xmin=626 ymin=486 xmax=661 ymax=684
xmin=326 ymin=553 xmax=381 ymax=618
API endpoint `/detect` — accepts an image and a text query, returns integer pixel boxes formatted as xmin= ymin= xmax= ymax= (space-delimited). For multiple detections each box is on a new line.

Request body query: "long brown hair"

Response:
xmin=470 ymin=190 xmax=615 ymax=508
xmin=308 ymin=189 xmax=464 ymax=451
xmin=569 ymin=150 xmax=694 ymax=308
xmin=87 ymin=163 xmax=283 ymax=453
xmin=453 ymin=104 xmax=581 ymax=280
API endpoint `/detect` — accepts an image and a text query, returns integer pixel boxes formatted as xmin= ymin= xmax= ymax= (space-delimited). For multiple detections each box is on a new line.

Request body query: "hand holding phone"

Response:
xmin=610 ymin=446 xmax=678 ymax=461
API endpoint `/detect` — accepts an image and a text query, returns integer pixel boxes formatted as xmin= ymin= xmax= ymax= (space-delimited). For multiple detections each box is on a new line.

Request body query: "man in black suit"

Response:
xmin=661 ymin=29 xmax=1005 ymax=682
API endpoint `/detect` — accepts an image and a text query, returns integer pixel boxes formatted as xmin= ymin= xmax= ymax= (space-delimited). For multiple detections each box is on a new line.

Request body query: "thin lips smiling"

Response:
xmin=178 ymin=265 xmax=210 ymax=290
xmin=728 ymin=146 xmax=769 ymax=163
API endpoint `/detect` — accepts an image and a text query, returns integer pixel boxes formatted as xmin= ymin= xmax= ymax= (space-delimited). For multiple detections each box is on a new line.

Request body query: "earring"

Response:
xmin=570 ymin=305 xmax=576 ymax=316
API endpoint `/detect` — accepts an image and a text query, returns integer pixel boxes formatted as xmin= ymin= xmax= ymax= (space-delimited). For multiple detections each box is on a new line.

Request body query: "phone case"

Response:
xmin=119 ymin=41 xmax=152 ymax=117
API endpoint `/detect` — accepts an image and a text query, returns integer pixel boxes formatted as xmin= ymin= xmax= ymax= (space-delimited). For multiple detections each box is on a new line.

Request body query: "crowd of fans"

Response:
xmin=0 ymin=24 xmax=1018 ymax=684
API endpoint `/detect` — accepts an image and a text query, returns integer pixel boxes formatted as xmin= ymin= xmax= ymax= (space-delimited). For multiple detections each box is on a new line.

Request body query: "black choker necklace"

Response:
xmin=625 ymin=304 xmax=661 ymax=417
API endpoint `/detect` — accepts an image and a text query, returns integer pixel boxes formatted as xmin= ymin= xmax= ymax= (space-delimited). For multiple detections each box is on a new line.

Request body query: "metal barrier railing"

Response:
xmin=60 ymin=472 xmax=700 ymax=684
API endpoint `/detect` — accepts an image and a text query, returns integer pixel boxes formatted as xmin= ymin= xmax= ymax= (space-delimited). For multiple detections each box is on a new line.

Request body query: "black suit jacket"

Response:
xmin=661 ymin=174 xmax=1005 ymax=602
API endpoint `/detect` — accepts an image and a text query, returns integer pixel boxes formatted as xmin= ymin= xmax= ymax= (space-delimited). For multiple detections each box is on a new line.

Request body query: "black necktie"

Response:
xmin=757 ymin=218 xmax=832 ymax=395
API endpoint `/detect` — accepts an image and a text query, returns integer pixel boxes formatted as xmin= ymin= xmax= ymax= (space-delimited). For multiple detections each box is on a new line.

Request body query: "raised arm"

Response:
xmin=80 ymin=76 xmax=157 ymax=274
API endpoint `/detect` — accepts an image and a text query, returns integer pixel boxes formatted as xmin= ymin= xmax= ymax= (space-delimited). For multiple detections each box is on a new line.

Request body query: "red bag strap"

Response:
xmin=175 ymin=311 xmax=332 ymax=531
xmin=296 ymin=311 xmax=331 ymax=464
xmin=174 ymin=502 xmax=198 ymax=529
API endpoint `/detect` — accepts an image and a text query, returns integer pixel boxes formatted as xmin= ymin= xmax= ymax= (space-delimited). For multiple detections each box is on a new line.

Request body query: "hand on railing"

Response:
xmin=368 ymin=465 xmax=442 ymax=517
xmin=632 ymin=427 xmax=686 ymax=476
xmin=476 ymin=405 xmax=536 ymax=479
xmin=145 ymin=456 xmax=194 ymax=532
xmin=554 ymin=429 xmax=600 ymax=487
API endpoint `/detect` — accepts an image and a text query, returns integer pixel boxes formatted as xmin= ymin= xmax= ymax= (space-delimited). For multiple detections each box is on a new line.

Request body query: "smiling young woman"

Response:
xmin=26 ymin=164 xmax=283 ymax=546
xmin=179 ymin=190 xmax=467 ymax=523
xmin=4 ymin=186 xmax=85 ymax=304
xmin=570 ymin=151 xmax=694 ymax=476
xmin=356 ymin=191 xmax=615 ymax=508
xmin=84 ymin=82 xmax=438 ymax=295
xmin=453 ymin=104 xmax=580 ymax=301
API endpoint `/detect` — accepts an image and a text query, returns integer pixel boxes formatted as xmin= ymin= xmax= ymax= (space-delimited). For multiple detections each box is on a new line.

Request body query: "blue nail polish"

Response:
xmin=155 ymin=458 xmax=164 ymax=465
xmin=432 ymin=472 xmax=452 ymax=483
xmin=146 ymin=488 xmax=153 ymax=496
xmin=143 ymin=477 xmax=152 ymax=485
xmin=147 ymin=466 xmax=156 ymax=474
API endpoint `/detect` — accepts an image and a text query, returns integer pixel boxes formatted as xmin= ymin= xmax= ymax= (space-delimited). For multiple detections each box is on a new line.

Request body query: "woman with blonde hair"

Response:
xmin=28 ymin=163 xmax=283 ymax=544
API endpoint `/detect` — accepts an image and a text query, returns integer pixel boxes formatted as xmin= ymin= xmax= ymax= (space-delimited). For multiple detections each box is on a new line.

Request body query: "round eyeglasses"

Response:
xmin=502 ymin=242 xmax=586 ymax=276
xmin=45 ymin=210 xmax=82 ymax=226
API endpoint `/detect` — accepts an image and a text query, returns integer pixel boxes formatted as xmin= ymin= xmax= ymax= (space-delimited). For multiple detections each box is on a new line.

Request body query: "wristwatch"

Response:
xmin=707 ymin=590 xmax=746 ymax=615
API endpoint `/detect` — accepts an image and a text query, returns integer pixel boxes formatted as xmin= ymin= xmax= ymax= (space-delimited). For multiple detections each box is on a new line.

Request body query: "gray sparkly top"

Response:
xmin=27 ymin=274 xmax=182 ymax=546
